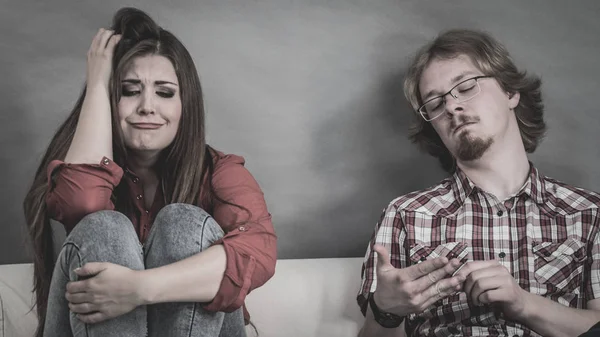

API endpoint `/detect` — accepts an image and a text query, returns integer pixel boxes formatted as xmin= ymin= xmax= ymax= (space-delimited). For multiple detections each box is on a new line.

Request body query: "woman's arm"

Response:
xmin=45 ymin=158 xmax=123 ymax=231
xmin=46 ymin=29 xmax=123 ymax=230
xmin=65 ymin=153 xmax=276 ymax=324
xmin=64 ymin=29 xmax=120 ymax=164
xmin=138 ymin=153 xmax=277 ymax=309
xmin=138 ymin=245 xmax=227 ymax=304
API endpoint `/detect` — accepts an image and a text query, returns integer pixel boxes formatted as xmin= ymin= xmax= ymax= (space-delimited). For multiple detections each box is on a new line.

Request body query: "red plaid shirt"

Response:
xmin=358 ymin=163 xmax=600 ymax=336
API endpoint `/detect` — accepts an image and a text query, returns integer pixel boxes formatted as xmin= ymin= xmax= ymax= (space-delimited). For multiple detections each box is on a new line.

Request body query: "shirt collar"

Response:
xmin=450 ymin=161 xmax=546 ymax=205
xmin=451 ymin=168 xmax=476 ymax=206
xmin=521 ymin=162 xmax=546 ymax=205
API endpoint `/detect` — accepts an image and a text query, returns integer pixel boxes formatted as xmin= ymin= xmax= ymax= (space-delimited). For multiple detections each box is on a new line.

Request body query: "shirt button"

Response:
xmin=420 ymin=256 xmax=427 ymax=262
xmin=499 ymin=252 xmax=506 ymax=258
xmin=239 ymin=226 xmax=246 ymax=231
xmin=497 ymin=210 xmax=503 ymax=216
xmin=132 ymin=177 xmax=139 ymax=183
xmin=136 ymin=194 xmax=143 ymax=200
xmin=145 ymin=210 xmax=149 ymax=214
xmin=102 ymin=158 xmax=110 ymax=165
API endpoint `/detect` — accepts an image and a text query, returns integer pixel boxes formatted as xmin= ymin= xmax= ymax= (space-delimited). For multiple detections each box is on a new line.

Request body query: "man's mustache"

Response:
xmin=450 ymin=115 xmax=480 ymax=131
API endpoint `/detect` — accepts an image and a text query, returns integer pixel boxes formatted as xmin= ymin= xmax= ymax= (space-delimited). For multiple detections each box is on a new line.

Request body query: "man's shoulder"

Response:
xmin=385 ymin=177 xmax=457 ymax=216
xmin=542 ymin=175 xmax=600 ymax=214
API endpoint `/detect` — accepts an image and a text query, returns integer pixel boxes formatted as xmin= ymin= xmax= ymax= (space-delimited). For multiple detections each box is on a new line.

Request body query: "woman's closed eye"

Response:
xmin=121 ymin=88 xmax=175 ymax=98
xmin=156 ymin=90 xmax=175 ymax=98
xmin=122 ymin=89 xmax=140 ymax=96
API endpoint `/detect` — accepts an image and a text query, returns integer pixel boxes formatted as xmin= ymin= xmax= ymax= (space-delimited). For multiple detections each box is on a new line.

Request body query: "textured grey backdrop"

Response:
xmin=2 ymin=0 xmax=600 ymax=264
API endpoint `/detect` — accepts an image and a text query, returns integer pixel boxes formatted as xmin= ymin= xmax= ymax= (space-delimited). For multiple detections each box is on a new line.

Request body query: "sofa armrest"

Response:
xmin=0 ymin=264 xmax=38 ymax=337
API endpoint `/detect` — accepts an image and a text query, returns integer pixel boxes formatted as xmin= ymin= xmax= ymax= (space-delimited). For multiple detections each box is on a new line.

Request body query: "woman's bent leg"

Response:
xmin=144 ymin=203 xmax=246 ymax=337
xmin=44 ymin=211 xmax=146 ymax=337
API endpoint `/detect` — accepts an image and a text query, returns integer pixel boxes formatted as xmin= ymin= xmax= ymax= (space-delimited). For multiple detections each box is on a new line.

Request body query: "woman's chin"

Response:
xmin=127 ymin=144 xmax=162 ymax=155
xmin=125 ymin=139 xmax=172 ymax=156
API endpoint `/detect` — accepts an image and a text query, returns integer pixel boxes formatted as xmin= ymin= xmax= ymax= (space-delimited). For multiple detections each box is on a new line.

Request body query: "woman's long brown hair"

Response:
xmin=23 ymin=8 xmax=250 ymax=337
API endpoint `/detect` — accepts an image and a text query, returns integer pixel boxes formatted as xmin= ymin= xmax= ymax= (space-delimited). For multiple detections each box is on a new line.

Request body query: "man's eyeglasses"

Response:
xmin=418 ymin=76 xmax=493 ymax=121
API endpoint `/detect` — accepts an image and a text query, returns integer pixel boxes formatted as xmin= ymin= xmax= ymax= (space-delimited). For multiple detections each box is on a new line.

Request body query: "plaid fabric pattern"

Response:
xmin=358 ymin=163 xmax=600 ymax=336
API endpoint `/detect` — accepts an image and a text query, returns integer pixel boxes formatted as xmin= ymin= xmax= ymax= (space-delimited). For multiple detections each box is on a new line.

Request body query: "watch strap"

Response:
xmin=368 ymin=292 xmax=405 ymax=328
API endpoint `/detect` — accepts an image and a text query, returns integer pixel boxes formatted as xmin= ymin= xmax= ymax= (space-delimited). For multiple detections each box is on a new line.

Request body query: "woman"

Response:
xmin=23 ymin=7 xmax=277 ymax=337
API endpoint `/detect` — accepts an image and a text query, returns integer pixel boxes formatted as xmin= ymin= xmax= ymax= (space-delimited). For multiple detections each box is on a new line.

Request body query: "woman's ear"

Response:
xmin=508 ymin=91 xmax=520 ymax=110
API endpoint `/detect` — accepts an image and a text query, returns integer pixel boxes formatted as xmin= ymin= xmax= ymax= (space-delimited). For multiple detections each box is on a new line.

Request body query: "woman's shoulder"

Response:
xmin=208 ymin=147 xmax=256 ymax=184
xmin=207 ymin=147 xmax=262 ymax=190
xmin=209 ymin=147 xmax=246 ymax=168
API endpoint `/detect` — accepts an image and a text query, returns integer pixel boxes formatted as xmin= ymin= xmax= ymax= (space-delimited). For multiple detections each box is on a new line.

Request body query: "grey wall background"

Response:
xmin=2 ymin=0 xmax=600 ymax=264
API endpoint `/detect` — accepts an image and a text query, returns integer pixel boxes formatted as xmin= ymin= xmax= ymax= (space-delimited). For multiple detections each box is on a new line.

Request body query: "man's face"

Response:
xmin=418 ymin=55 xmax=520 ymax=162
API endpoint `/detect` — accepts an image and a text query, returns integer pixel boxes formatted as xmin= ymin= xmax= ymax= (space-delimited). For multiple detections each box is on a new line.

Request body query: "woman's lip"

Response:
xmin=131 ymin=123 xmax=163 ymax=129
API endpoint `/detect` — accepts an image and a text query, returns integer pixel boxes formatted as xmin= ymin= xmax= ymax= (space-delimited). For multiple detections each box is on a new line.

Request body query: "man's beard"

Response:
xmin=449 ymin=115 xmax=493 ymax=162
xmin=455 ymin=132 xmax=493 ymax=161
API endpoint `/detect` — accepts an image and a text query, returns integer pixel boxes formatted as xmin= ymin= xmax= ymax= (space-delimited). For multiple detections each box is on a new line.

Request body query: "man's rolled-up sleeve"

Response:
xmin=357 ymin=202 xmax=407 ymax=316
xmin=586 ymin=215 xmax=600 ymax=301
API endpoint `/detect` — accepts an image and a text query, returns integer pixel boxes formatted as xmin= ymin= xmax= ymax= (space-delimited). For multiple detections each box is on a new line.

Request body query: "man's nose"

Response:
xmin=443 ymin=93 xmax=465 ymax=117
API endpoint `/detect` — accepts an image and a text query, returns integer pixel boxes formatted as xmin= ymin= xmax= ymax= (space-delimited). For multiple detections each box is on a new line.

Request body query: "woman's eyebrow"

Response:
xmin=121 ymin=79 xmax=178 ymax=86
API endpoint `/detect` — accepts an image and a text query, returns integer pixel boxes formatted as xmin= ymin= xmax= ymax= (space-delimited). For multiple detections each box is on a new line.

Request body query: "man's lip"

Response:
xmin=454 ymin=122 xmax=475 ymax=134
xmin=131 ymin=123 xmax=164 ymax=129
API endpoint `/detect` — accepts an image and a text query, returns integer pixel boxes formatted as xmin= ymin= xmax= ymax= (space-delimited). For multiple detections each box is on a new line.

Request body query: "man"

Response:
xmin=357 ymin=29 xmax=600 ymax=337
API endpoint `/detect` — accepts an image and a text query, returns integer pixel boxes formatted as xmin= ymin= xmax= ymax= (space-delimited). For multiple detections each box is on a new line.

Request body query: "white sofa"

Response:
xmin=0 ymin=257 xmax=365 ymax=337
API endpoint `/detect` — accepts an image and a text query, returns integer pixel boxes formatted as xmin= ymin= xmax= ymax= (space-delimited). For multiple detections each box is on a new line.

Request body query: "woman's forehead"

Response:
xmin=122 ymin=55 xmax=178 ymax=83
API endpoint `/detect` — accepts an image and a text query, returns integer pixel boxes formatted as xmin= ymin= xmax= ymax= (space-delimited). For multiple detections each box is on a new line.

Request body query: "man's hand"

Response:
xmin=456 ymin=260 xmax=528 ymax=320
xmin=65 ymin=262 xmax=143 ymax=324
xmin=373 ymin=244 xmax=465 ymax=317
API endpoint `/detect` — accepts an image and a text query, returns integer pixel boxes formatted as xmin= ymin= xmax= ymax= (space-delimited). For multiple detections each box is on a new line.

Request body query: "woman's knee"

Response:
xmin=145 ymin=203 xmax=224 ymax=267
xmin=153 ymin=203 xmax=224 ymax=244
xmin=66 ymin=210 xmax=137 ymax=244
xmin=58 ymin=210 xmax=143 ymax=273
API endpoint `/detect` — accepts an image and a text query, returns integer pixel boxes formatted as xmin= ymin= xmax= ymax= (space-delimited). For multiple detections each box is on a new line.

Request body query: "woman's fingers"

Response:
xmin=106 ymin=33 xmax=122 ymax=53
xmin=89 ymin=28 xmax=105 ymax=52
xmin=97 ymin=29 xmax=114 ymax=51
xmin=89 ymin=28 xmax=116 ymax=55
xmin=68 ymin=301 xmax=97 ymax=314
xmin=65 ymin=291 xmax=92 ymax=304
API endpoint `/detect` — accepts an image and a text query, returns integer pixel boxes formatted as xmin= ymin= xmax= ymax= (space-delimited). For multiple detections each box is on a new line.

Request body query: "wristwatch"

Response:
xmin=369 ymin=293 xmax=405 ymax=328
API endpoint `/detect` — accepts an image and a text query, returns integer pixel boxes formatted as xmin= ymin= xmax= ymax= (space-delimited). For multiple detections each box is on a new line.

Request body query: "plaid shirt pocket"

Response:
xmin=533 ymin=238 xmax=587 ymax=293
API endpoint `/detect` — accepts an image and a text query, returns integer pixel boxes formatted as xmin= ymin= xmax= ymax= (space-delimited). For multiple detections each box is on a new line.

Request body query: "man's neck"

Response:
xmin=457 ymin=140 xmax=530 ymax=201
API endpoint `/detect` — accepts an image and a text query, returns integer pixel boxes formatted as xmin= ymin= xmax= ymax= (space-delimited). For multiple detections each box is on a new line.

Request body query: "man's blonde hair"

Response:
xmin=403 ymin=29 xmax=546 ymax=172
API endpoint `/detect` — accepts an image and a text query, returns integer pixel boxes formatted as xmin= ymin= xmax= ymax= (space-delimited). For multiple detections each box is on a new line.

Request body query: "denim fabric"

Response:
xmin=44 ymin=204 xmax=246 ymax=337
xmin=578 ymin=321 xmax=600 ymax=337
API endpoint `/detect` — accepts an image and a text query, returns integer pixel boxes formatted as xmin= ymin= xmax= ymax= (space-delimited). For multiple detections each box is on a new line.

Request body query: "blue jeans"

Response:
xmin=578 ymin=321 xmax=600 ymax=337
xmin=43 ymin=203 xmax=247 ymax=337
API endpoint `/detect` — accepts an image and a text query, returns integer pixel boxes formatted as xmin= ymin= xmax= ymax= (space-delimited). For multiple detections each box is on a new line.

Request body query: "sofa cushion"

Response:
xmin=244 ymin=257 xmax=364 ymax=336
xmin=0 ymin=258 xmax=365 ymax=337
xmin=0 ymin=264 xmax=37 ymax=337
